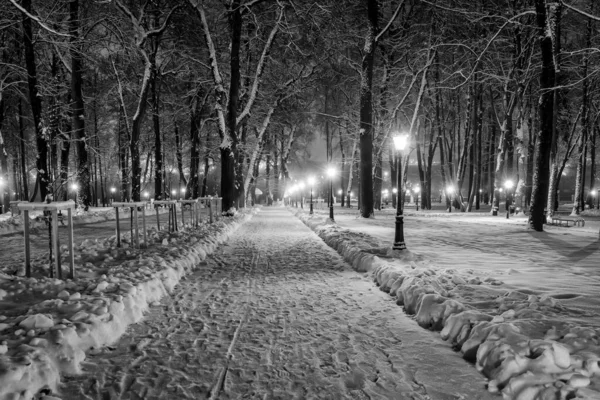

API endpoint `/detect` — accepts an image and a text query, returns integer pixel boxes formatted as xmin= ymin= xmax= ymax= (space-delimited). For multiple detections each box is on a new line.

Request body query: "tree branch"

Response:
xmin=375 ymin=0 xmax=405 ymax=42
xmin=562 ymin=1 xmax=600 ymax=21
xmin=8 ymin=0 xmax=71 ymax=38
xmin=236 ymin=5 xmax=284 ymax=125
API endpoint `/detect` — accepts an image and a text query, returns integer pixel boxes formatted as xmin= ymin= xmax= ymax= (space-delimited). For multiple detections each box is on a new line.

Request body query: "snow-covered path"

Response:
xmin=60 ymin=208 xmax=494 ymax=399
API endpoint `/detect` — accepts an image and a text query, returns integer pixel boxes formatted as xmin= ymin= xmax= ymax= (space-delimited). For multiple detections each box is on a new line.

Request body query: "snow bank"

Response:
xmin=295 ymin=209 xmax=600 ymax=399
xmin=0 ymin=208 xmax=257 ymax=400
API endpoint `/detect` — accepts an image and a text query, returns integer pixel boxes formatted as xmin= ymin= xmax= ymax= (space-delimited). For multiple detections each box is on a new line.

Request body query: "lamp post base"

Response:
xmin=329 ymin=205 xmax=334 ymax=221
xmin=392 ymin=241 xmax=407 ymax=250
xmin=310 ymin=203 xmax=314 ymax=215
xmin=393 ymin=214 xmax=406 ymax=251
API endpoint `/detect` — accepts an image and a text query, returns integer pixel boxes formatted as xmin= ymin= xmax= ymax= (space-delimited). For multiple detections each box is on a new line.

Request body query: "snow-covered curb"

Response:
xmin=0 ymin=208 xmax=258 ymax=400
xmin=294 ymin=209 xmax=600 ymax=399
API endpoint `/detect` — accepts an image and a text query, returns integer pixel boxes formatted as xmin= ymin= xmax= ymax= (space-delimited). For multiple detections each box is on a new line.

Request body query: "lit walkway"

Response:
xmin=60 ymin=208 xmax=494 ymax=399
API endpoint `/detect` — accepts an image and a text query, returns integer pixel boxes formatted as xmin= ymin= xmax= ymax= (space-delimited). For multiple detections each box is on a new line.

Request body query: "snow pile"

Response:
xmin=295 ymin=210 xmax=600 ymax=399
xmin=0 ymin=208 xmax=257 ymax=400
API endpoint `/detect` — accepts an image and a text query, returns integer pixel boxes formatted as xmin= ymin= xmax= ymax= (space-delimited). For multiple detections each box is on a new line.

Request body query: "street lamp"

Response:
xmin=70 ymin=183 xmax=79 ymax=203
xmin=592 ymin=189 xmax=598 ymax=209
xmin=181 ymin=187 xmax=186 ymax=200
xmin=446 ymin=185 xmax=454 ymax=213
xmin=326 ymin=167 xmax=335 ymax=221
xmin=392 ymin=133 xmax=408 ymax=251
xmin=308 ymin=176 xmax=315 ymax=215
xmin=110 ymin=187 xmax=116 ymax=204
xmin=414 ymin=186 xmax=421 ymax=211
xmin=504 ymin=180 xmax=514 ymax=218
xmin=171 ymin=189 xmax=176 ymax=199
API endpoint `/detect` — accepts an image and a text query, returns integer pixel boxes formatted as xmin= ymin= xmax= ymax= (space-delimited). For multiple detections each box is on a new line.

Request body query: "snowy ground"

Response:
xmin=296 ymin=204 xmax=600 ymax=399
xmin=0 ymin=206 xmax=252 ymax=400
xmin=58 ymin=207 xmax=493 ymax=400
xmin=2 ymin=202 xmax=600 ymax=399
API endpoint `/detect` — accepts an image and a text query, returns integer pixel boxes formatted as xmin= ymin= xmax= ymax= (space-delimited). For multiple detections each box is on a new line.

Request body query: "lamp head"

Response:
xmin=413 ymin=186 xmax=420 ymax=194
xmin=392 ymin=133 xmax=408 ymax=151
xmin=504 ymin=180 xmax=514 ymax=189
xmin=307 ymin=176 xmax=315 ymax=186
xmin=446 ymin=185 xmax=454 ymax=194
xmin=326 ymin=167 xmax=336 ymax=178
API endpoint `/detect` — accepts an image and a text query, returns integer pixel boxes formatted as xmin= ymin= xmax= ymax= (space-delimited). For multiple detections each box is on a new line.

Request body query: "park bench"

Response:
xmin=548 ymin=215 xmax=585 ymax=227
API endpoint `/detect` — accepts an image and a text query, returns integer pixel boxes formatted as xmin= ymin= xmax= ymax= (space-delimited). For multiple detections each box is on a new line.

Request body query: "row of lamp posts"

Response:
xmin=285 ymin=166 xmax=338 ymax=221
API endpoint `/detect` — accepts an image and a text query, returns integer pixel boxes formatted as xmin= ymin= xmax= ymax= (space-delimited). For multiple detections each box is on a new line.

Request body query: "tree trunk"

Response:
xmin=18 ymin=99 xmax=29 ymax=201
xmin=22 ymin=0 xmax=50 ymax=201
xmin=358 ymin=0 xmax=378 ymax=218
xmin=573 ymin=12 xmax=592 ymax=215
xmin=152 ymin=69 xmax=164 ymax=199
xmin=119 ymin=105 xmax=129 ymax=201
xmin=221 ymin=0 xmax=243 ymax=213
xmin=347 ymin=135 xmax=359 ymax=207
xmin=201 ymin=129 xmax=210 ymax=198
xmin=340 ymin=127 xmax=346 ymax=207
xmin=70 ymin=0 xmax=90 ymax=208
xmin=487 ymin=107 xmax=496 ymax=206
xmin=174 ymin=124 xmax=187 ymax=195
xmin=0 ymin=98 xmax=9 ymax=213
xmin=529 ymin=0 xmax=558 ymax=231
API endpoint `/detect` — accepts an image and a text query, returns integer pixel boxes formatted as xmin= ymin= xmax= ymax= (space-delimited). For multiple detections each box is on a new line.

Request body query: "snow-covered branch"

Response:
xmin=190 ymin=1 xmax=228 ymax=139
xmin=375 ymin=0 xmax=405 ymax=42
xmin=562 ymin=1 xmax=600 ymax=21
xmin=8 ymin=0 xmax=71 ymax=38
xmin=236 ymin=5 xmax=285 ymax=126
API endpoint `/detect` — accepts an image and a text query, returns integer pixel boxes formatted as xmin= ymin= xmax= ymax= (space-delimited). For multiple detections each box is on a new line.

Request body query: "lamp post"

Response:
xmin=414 ymin=186 xmax=420 ymax=211
xmin=308 ymin=176 xmax=315 ymax=215
xmin=181 ymin=187 xmax=186 ymax=200
xmin=171 ymin=189 xmax=176 ymax=199
xmin=592 ymin=189 xmax=598 ymax=209
xmin=446 ymin=185 xmax=454 ymax=212
xmin=110 ymin=187 xmax=116 ymax=204
xmin=392 ymin=134 xmax=408 ymax=251
xmin=327 ymin=167 xmax=335 ymax=221
xmin=504 ymin=180 xmax=514 ymax=218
